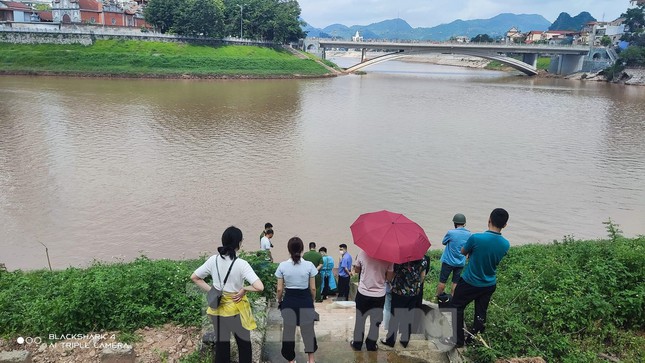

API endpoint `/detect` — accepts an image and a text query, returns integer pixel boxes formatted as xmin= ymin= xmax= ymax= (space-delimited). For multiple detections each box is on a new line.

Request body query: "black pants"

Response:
xmin=450 ymin=279 xmax=496 ymax=346
xmin=210 ymin=314 xmax=251 ymax=363
xmin=352 ymin=291 xmax=385 ymax=351
xmin=338 ymin=275 xmax=350 ymax=300
xmin=385 ymin=293 xmax=417 ymax=347
xmin=321 ymin=275 xmax=331 ymax=298
xmin=281 ymin=322 xmax=318 ymax=361
xmin=280 ymin=288 xmax=318 ymax=361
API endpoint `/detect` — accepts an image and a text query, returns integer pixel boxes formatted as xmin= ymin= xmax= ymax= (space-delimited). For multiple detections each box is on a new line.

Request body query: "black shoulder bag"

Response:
xmin=207 ymin=256 xmax=236 ymax=309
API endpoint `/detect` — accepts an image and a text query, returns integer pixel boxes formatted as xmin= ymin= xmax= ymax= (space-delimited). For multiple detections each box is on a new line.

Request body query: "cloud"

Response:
xmin=298 ymin=0 xmax=627 ymax=28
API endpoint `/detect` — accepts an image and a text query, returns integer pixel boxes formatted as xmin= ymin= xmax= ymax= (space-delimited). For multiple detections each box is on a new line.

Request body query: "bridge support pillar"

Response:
xmin=550 ymin=54 xmax=584 ymax=75
xmin=522 ymin=53 xmax=538 ymax=68
xmin=361 ymin=48 xmax=367 ymax=62
xmin=321 ymin=47 xmax=326 ymax=60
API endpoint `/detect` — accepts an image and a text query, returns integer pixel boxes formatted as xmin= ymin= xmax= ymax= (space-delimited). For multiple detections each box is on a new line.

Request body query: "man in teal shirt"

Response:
xmin=448 ymin=208 xmax=510 ymax=347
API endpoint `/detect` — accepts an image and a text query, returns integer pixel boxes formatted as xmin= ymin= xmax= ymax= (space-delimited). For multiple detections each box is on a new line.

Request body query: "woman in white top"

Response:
xmin=275 ymin=237 xmax=319 ymax=363
xmin=191 ymin=226 xmax=264 ymax=363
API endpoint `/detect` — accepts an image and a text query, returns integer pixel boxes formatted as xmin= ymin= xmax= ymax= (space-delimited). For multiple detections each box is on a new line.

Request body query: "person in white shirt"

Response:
xmin=191 ymin=226 xmax=264 ymax=363
xmin=260 ymin=229 xmax=274 ymax=262
xmin=275 ymin=237 xmax=319 ymax=363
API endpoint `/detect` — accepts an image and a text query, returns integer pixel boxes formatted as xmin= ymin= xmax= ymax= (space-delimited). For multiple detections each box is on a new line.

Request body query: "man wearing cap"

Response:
xmin=435 ymin=213 xmax=471 ymax=300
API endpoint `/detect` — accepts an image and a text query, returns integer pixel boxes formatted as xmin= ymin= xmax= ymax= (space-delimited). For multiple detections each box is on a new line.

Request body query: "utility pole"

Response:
xmin=238 ymin=4 xmax=244 ymax=39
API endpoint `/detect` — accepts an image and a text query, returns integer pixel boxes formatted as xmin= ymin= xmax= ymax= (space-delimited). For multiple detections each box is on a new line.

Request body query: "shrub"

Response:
xmin=0 ymin=252 xmax=277 ymax=338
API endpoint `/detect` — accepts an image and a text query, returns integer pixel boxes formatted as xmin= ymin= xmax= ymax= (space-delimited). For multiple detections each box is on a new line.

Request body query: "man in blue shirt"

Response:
xmin=436 ymin=213 xmax=472 ymax=300
xmin=336 ymin=244 xmax=352 ymax=301
xmin=449 ymin=208 xmax=510 ymax=347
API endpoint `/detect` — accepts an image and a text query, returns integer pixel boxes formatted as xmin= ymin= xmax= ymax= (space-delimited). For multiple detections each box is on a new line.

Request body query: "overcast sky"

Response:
xmin=298 ymin=0 xmax=630 ymax=28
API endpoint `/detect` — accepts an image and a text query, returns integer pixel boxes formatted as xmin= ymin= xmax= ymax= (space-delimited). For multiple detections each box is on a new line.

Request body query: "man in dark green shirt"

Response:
xmin=303 ymin=242 xmax=323 ymax=302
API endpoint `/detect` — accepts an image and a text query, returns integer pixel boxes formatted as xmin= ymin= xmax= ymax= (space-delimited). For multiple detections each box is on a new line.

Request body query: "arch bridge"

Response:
xmin=308 ymin=40 xmax=592 ymax=76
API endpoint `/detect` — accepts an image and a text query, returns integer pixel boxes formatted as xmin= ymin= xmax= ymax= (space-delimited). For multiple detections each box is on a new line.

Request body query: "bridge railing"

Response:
xmin=316 ymin=38 xmax=589 ymax=50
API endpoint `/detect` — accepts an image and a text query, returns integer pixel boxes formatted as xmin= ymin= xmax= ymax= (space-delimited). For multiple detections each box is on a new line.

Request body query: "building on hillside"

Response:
xmin=541 ymin=30 xmax=578 ymax=44
xmin=505 ymin=27 xmax=525 ymax=43
xmin=630 ymin=0 xmax=645 ymax=6
xmin=582 ymin=21 xmax=626 ymax=46
xmin=524 ymin=30 xmax=544 ymax=43
xmin=0 ymin=1 xmax=36 ymax=22
xmin=51 ymin=0 xmax=148 ymax=27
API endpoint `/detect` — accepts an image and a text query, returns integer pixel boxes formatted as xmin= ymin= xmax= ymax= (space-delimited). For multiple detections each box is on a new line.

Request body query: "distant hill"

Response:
xmin=302 ymin=13 xmax=552 ymax=41
xmin=549 ymin=12 xmax=596 ymax=31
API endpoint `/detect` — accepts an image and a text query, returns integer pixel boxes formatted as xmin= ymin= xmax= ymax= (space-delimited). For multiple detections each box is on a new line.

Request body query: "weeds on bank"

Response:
xmin=0 ymin=250 xmax=276 ymax=339
xmin=423 ymin=222 xmax=645 ymax=362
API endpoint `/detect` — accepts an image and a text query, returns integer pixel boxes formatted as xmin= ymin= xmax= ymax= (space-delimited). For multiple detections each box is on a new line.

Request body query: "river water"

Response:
xmin=1 ymin=60 xmax=644 ymax=270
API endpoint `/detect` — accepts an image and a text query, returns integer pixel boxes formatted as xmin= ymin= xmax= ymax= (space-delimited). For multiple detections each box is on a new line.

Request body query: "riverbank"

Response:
xmin=0 ymin=40 xmax=336 ymax=79
xmin=566 ymin=68 xmax=645 ymax=86
xmin=1 ymin=237 xmax=643 ymax=362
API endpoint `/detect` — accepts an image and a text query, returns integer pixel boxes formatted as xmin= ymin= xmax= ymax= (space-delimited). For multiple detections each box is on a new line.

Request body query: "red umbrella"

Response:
xmin=350 ymin=210 xmax=431 ymax=264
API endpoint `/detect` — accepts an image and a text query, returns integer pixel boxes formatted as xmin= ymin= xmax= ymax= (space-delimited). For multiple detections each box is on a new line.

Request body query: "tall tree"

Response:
xmin=621 ymin=5 xmax=645 ymax=37
xmin=222 ymin=0 xmax=305 ymax=42
xmin=144 ymin=0 xmax=180 ymax=34
xmin=174 ymin=0 xmax=225 ymax=37
xmin=271 ymin=0 xmax=306 ymax=43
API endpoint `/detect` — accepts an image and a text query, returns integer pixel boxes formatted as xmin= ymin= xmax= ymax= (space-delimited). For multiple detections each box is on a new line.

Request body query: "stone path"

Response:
xmin=262 ymin=298 xmax=454 ymax=363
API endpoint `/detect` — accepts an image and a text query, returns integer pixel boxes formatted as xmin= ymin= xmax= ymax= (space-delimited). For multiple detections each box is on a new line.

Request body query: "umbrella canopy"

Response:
xmin=350 ymin=210 xmax=431 ymax=264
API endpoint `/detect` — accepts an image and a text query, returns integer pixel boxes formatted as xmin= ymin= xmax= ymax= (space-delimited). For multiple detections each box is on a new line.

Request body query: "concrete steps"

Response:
xmin=262 ymin=299 xmax=453 ymax=362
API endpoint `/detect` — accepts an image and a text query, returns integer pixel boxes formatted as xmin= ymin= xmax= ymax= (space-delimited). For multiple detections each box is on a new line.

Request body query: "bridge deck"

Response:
xmin=318 ymin=40 xmax=590 ymax=55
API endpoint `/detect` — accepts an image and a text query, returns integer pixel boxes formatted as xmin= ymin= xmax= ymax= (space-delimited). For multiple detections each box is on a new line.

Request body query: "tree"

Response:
xmin=621 ymin=5 xmax=645 ymax=35
xmin=271 ymin=0 xmax=306 ymax=42
xmin=34 ymin=4 xmax=51 ymax=11
xmin=144 ymin=0 xmax=180 ymax=34
xmin=221 ymin=0 xmax=305 ymax=42
xmin=619 ymin=45 xmax=645 ymax=66
xmin=471 ymin=34 xmax=494 ymax=43
xmin=600 ymin=35 xmax=612 ymax=47
xmin=173 ymin=0 xmax=224 ymax=37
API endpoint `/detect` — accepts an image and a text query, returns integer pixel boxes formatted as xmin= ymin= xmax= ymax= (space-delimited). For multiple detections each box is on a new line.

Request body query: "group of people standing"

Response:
xmin=191 ymin=207 xmax=510 ymax=362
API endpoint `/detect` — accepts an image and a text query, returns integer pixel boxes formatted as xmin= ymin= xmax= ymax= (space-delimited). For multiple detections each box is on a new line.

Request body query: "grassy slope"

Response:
xmin=424 ymin=237 xmax=645 ymax=362
xmin=0 ymin=40 xmax=332 ymax=77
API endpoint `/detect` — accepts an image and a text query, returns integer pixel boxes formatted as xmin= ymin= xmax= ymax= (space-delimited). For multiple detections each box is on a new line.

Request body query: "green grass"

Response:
xmin=0 ymin=40 xmax=333 ymax=77
xmin=536 ymin=56 xmax=551 ymax=71
xmin=0 ymin=251 xmax=277 ymax=339
xmin=423 ymin=236 xmax=645 ymax=362
xmin=485 ymin=56 xmax=551 ymax=71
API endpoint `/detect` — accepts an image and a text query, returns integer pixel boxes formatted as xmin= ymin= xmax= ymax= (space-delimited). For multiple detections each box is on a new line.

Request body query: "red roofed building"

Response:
xmin=51 ymin=0 xmax=148 ymax=27
xmin=525 ymin=30 xmax=544 ymax=43
xmin=0 ymin=0 xmax=33 ymax=22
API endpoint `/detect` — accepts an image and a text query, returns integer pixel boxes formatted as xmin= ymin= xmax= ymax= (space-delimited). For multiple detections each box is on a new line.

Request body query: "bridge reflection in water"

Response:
xmin=306 ymin=40 xmax=593 ymax=76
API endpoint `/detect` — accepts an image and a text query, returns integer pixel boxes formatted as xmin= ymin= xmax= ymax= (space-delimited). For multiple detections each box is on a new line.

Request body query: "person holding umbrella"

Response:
xmin=349 ymin=249 xmax=394 ymax=351
xmin=349 ymin=210 xmax=431 ymax=352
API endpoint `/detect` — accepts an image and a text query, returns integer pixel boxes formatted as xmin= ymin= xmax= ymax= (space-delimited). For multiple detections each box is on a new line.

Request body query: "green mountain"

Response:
xmin=549 ymin=12 xmax=596 ymax=31
xmin=303 ymin=13 xmax=553 ymax=41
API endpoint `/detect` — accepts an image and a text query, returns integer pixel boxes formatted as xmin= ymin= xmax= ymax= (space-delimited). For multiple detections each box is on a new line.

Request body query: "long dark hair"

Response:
xmin=287 ymin=237 xmax=304 ymax=264
xmin=218 ymin=226 xmax=242 ymax=259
